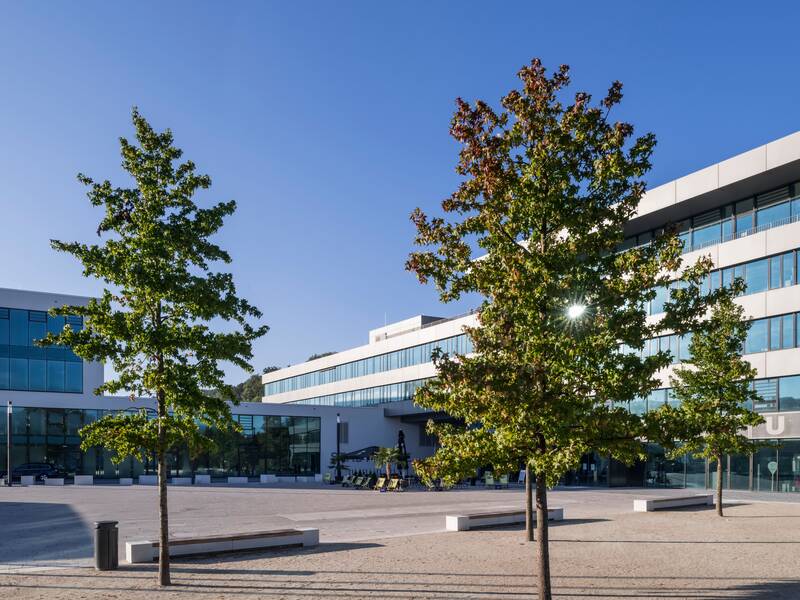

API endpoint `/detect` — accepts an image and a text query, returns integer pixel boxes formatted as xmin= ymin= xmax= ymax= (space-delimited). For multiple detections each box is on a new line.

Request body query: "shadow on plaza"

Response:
xmin=0 ymin=501 xmax=92 ymax=563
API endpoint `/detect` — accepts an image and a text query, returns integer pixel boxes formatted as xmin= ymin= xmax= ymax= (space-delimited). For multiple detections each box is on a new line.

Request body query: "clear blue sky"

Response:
xmin=1 ymin=2 xmax=798 ymax=384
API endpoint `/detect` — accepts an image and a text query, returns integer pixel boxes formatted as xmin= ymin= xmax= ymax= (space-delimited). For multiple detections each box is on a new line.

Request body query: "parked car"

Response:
xmin=1 ymin=463 xmax=68 ymax=482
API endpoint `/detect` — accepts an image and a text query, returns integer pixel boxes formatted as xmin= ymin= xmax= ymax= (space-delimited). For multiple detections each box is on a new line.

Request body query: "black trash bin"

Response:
xmin=94 ymin=521 xmax=119 ymax=571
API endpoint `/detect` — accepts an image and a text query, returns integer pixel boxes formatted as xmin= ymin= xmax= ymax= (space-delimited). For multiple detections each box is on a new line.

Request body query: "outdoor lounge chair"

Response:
xmin=484 ymin=473 xmax=495 ymax=488
xmin=352 ymin=476 xmax=364 ymax=488
xmin=374 ymin=476 xmax=387 ymax=490
xmin=387 ymin=477 xmax=404 ymax=492
xmin=358 ymin=475 xmax=376 ymax=489
xmin=499 ymin=474 xmax=509 ymax=488
xmin=341 ymin=474 xmax=354 ymax=487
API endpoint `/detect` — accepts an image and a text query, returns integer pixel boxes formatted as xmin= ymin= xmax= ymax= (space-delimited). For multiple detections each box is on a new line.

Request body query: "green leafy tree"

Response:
xmin=41 ymin=109 xmax=268 ymax=586
xmin=373 ymin=446 xmax=402 ymax=480
xmin=406 ymin=59 xmax=707 ymax=600
xmin=648 ymin=281 xmax=765 ymax=516
xmin=307 ymin=351 xmax=336 ymax=361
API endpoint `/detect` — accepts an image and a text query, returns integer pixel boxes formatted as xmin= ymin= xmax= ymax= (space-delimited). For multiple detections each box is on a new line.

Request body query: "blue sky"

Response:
xmin=1 ymin=2 xmax=798 ymax=383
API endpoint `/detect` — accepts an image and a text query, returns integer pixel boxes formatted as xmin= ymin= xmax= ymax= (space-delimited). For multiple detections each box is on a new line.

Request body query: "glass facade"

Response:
xmin=0 ymin=406 xmax=320 ymax=478
xmin=0 ymin=308 xmax=83 ymax=393
xmin=647 ymin=246 xmax=799 ymax=316
xmin=622 ymin=181 xmax=800 ymax=255
xmin=290 ymin=378 xmax=430 ymax=408
xmin=265 ymin=334 xmax=472 ymax=396
xmin=625 ymin=374 xmax=800 ymax=415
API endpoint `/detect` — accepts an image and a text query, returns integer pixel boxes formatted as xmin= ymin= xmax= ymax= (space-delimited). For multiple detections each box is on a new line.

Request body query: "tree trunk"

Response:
xmin=386 ymin=463 xmax=390 ymax=481
xmin=535 ymin=470 xmax=552 ymax=600
xmin=525 ymin=463 xmax=533 ymax=542
xmin=157 ymin=392 xmax=171 ymax=586
xmin=715 ymin=455 xmax=723 ymax=517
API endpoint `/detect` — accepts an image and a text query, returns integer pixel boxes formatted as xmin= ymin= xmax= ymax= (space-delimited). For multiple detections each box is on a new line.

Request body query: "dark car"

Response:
xmin=2 ymin=463 xmax=68 ymax=482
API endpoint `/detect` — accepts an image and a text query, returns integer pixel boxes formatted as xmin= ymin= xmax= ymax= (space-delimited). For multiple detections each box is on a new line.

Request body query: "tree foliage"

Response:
xmin=406 ymin=59 xmax=708 ymax=599
xmin=648 ymin=280 xmax=765 ymax=514
xmin=41 ymin=108 xmax=268 ymax=585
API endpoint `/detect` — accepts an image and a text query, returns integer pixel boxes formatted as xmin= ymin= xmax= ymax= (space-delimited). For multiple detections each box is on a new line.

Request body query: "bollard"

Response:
xmin=94 ymin=521 xmax=119 ymax=571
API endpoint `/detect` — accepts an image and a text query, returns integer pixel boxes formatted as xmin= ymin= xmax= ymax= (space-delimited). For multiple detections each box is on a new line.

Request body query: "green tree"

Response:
xmin=307 ymin=351 xmax=336 ymax=361
xmin=373 ymin=446 xmax=402 ymax=480
xmin=406 ymin=59 xmax=706 ymax=600
xmin=42 ymin=109 xmax=268 ymax=586
xmin=648 ymin=281 xmax=765 ymax=516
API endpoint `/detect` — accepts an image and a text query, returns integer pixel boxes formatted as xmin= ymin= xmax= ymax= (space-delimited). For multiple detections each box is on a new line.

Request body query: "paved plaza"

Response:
xmin=1 ymin=484 xmax=799 ymax=598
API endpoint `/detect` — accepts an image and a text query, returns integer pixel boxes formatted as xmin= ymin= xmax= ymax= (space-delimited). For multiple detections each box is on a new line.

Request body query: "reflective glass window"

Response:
xmin=745 ymin=259 xmax=768 ymax=294
xmin=780 ymin=376 xmax=800 ymax=412
xmin=770 ymin=256 xmax=781 ymax=289
xmin=746 ymin=319 xmax=768 ymax=354
xmin=770 ymin=318 xmax=782 ymax=351
xmin=757 ymin=201 xmax=791 ymax=228
xmin=753 ymin=379 xmax=778 ymax=412
xmin=782 ymin=315 xmax=795 ymax=349
xmin=783 ymin=252 xmax=796 ymax=287
xmin=29 ymin=359 xmax=46 ymax=391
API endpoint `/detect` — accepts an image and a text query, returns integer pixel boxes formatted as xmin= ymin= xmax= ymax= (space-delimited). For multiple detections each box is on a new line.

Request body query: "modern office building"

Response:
xmin=265 ymin=130 xmax=800 ymax=494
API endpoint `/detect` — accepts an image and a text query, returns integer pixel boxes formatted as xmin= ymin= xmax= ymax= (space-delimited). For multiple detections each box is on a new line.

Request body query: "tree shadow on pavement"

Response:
xmin=0 ymin=501 xmax=92 ymax=563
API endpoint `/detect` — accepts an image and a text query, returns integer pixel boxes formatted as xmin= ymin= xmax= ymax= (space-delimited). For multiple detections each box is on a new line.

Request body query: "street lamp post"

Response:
xmin=5 ymin=400 xmax=11 ymax=487
xmin=335 ymin=413 xmax=342 ymax=482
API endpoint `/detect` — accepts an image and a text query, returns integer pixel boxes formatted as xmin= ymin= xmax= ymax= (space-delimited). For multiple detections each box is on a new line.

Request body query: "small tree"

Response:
xmin=649 ymin=281 xmax=765 ymax=516
xmin=406 ymin=59 xmax=706 ymax=600
xmin=373 ymin=446 xmax=401 ymax=480
xmin=42 ymin=109 xmax=268 ymax=585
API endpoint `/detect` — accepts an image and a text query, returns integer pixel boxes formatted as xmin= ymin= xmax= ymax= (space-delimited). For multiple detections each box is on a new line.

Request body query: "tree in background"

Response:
xmin=406 ymin=59 xmax=707 ymax=600
xmin=648 ymin=280 xmax=765 ymax=516
xmin=42 ymin=109 xmax=268 ymax=586
xmin=307 ymin=351 xmax=336 ymax=361
xmin=373 ymin=446 xmax=402 ymax=480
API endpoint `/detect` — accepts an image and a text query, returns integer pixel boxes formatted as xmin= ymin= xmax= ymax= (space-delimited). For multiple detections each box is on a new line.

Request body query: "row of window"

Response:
xmin=648 ymin=247 xmax=799 ymax=316
xmin=629 ymin=310 xmax=800 ymax=364
xmin=626 ymin=373 xmax=800 ymax=415
xmin=265 ymin=334 xmax=473 ymax=396
xmin=622 ymin=181 xmax=800 ymax=254
xmin=290 ymin=378 xmax=431 ymax=408
xmin=0 ymin=308 xmax=84 ymax=393
xmin=0 ymin=407 xmax=322 ymax=478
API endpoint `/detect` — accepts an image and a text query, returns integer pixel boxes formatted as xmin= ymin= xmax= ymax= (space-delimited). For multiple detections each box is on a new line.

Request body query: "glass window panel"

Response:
xmin=692 ymin=223 xmax=721 ymax=248
xmin=746 ymin=319 xmax=768 ymax=354
xmin=782 ymin=314 xmax=795 ymax=349
xmin=0 ymin=316 xmax=8 ymax=345
xmin=779 ymin=375 xmax=800 ymax=412
xmin=10 ymin=357 xmax=27 ymax=389
xmin=745 ymin=259 xmax=768 ymax=294
xmin=29 ymin=359 xmax=46 ymax=391
xmin=783 ymin=252 xmax=796 ymax=287
xmin=770 ymin=318 xmax=782 ymax=351
xmin=0 ymin=358 xmax=8 ymax=390
xmin=9 ymin=310 xmax=28 ymax=347
xmin=756 ymin=201 xmax=791 ymax=228
xmin=770 ymin=256 xmax=781 ymax=289
xmin=47 ymin=361 xmax=65 ymax=392
xmin=753 ymin=379 xmax=778 ymax=413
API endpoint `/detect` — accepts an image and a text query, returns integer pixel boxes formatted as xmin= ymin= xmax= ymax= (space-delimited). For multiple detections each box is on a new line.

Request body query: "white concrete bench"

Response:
xmin=259 ymin=474 xmax=277 ymax=483
xmin=44 ymin=478 xmax=65 ymax=486
xmin=20 ymin=475 xmax=35 ymax=486
xmin=170 ymin=477 xmax=192 ymax=486
xmin=138 ymin=475 xmax=157 ymax=485
xmin=74 ymin=475 xmax=94 ymax=485
xmin=119 ymin=478 xmax=133 ymax=486
xmin=633 ymin=494 xmax=713 ymax=512
xmin=227 ymin=476 xmax=249 ymax=484
xmin=446 ymin=507 xmax=564 ymax=531
xmin=194 ymin=474 xmax=211 ymax=485
xmin=125 ymin=528 xmax=319 ymax=563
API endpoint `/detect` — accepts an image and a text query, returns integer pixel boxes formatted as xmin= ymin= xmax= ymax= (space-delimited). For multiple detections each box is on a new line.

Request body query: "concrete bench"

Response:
xmin=138 ymin=475 xmax=157 ymax=485
xmin=194 ymin=474 xmax=211 ymax=485
xmin=20 ymin=475 xmax=35 ymax=486
xmin=125 ymin=527 xmax=319 ymax=563
xmin=260 ymin=474 xmax=277 ymax=483
xmin=633 ymin=494 xmax=713 ymax=512
xmin=74 ymin=475 xmax=94 ymax=485
xmin=227 ymin=476 xmax=249 ymax=484
xmin=44 ymin=478 xmax=65 ymax=486
xmin=170 ymin=477 xmax=192 ymax=486
xmin=446 ymin=507 xmax=564 ymax=531
xmin=119 ymin=478 xmax=133 ymax=486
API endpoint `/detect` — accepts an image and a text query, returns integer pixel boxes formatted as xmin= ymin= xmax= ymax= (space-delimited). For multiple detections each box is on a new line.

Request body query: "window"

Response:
xmin=780 ymin=376 xmax=800 ymax=412
xmin=337 ymin=421 xmax=349 ymax=444
xmin=746 ymin=319 xmax=768 ymax=354
xmin=745 ymin=259 xmax=769 ymax=294
xmin=753 ymin=379 xmax=778 ymax=412
xmin=770 ymin=256 xmax=782 ymax=289
xmin=783 ymin=252 xmax=796 ymax=287
xmin=781 ymin=315 xmax=795 ymax=349
xmin=770 ymin=318 xmax=782 ymax=351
